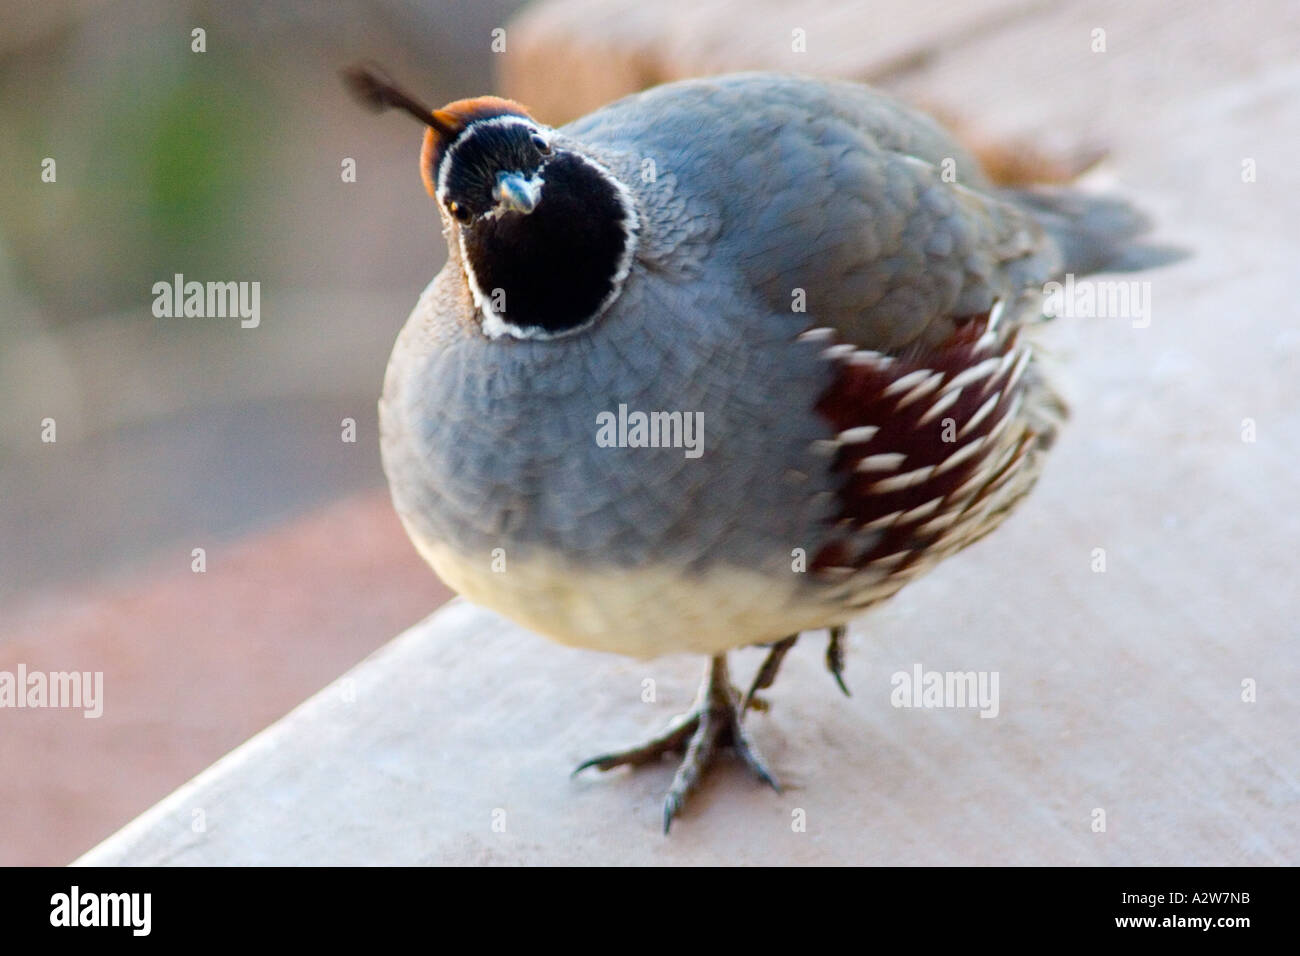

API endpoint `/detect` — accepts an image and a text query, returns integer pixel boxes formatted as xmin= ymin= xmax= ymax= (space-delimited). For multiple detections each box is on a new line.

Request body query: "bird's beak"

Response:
xmin=494 ymin=172 xmax=542 ymax=215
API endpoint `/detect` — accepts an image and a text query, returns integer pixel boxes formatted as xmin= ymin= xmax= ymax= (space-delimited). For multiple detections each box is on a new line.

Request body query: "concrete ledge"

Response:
xmin=77 ymin=569 xmax=1296 ymax=865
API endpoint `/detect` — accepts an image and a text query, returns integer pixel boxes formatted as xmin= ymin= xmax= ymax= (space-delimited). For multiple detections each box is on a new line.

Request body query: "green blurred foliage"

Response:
xmin=140 ymin=77 xmax=253 ymax=246
xmin=2 ymin=36 xmax=274 ymax=323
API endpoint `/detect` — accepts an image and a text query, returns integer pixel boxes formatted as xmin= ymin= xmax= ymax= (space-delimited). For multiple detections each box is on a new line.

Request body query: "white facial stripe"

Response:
xmin=434 ymin=114 xmax=545 ymax=206
xmin=589 ymin=151 xmax=641 ymax=316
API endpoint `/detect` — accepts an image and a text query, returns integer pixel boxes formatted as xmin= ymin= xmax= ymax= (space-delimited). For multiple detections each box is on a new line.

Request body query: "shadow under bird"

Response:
xmin=344 ymin=65 xmax=1167 ymax=833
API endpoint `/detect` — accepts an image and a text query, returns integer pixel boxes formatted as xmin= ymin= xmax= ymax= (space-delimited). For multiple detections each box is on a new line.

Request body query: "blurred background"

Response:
xmin=1 ymin=0 xmax=527 ymax=865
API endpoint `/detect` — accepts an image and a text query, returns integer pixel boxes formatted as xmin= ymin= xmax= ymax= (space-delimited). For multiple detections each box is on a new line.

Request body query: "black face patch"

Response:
xmin=461 ymin=151 xmax=633 ymax=336
xmin=439 ymin=120 xmax=549 ymax=219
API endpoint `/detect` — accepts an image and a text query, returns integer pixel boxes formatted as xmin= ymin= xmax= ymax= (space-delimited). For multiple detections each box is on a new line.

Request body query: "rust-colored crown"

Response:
xmin=417 ymin=96 xmax=535 ymax=198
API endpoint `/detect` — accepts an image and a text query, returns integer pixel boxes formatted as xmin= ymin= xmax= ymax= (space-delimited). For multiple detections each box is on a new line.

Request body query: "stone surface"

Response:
xmin=78 ymin=572 xmax=1297 ymax=864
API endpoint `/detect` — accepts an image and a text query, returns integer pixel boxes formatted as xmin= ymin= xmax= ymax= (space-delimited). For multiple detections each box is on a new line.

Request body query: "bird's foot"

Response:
xmin=574 ymin=654 xmax=780 ymax=833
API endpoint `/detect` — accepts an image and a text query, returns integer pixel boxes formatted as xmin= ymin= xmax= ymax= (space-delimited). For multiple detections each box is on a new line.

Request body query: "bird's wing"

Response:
xmin=566 ymin=72 xmax=1061 ymax=353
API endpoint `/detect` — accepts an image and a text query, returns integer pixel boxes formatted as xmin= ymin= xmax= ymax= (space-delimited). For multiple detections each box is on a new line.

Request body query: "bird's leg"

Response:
xmin=747 ymin=627 xmax=851 ymax=709
xmin=826 ymin=624 xmax=851 ymax=696
xmin=743 ymin=634 xmax=799 ymax=711
xmin=574 ymin=653 xmax=781 ymax=833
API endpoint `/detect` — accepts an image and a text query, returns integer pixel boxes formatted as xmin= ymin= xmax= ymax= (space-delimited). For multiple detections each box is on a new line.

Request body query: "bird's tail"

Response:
xmin=1003 ymin=186 xmax=1187 ymax=276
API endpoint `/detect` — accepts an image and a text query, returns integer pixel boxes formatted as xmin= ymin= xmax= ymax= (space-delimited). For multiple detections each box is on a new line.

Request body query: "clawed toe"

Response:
xmin=572 ymin=713 xmax=698 ymax=774
xmin=575 ymin=631 xmax=850 ymax=832
xmin=574 ymin=655 xmax=781 ymax=832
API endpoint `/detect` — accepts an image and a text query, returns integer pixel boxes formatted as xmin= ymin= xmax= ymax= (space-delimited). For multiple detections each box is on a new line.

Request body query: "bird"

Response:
xmin=344 ymin=65 xmax=1166 ymax=832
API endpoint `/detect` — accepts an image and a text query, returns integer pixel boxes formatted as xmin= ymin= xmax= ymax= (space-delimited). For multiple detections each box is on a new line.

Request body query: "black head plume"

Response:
xmin=341 ymin=63 xmax=459 ymax=140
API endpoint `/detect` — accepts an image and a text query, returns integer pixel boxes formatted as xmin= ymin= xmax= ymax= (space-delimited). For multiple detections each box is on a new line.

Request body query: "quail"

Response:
xmin=346 ymin=67 xmax=1163 ymax=832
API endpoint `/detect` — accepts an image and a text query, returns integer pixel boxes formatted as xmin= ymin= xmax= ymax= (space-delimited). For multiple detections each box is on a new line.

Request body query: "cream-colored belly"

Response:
xmin=407 ymin=530 xmax=838 ymax=659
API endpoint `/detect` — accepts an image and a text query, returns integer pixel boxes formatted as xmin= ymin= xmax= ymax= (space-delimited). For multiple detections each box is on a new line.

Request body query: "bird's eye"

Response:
xmin=531 ymin=134 xmax=551 ymax=155
xmin=449 ymin=201 xmax=471 ymax=224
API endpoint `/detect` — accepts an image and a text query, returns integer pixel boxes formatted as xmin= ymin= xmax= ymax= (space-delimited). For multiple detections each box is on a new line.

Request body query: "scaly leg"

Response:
xmin=744 ymin=634 xmax=799 ymax=711
xmin=748 ymin=627 xmax=851 ymax=707
xmin=574 ymin=654 xmax=781 ymax=833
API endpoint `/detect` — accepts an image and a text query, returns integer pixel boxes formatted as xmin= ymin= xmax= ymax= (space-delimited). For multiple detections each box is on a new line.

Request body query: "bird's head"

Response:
xmin=344 ymin=65 xmax=638 ymax=340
